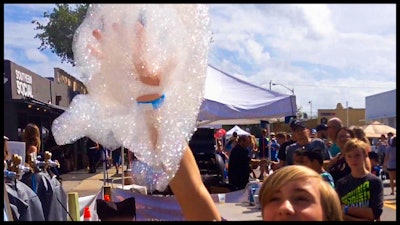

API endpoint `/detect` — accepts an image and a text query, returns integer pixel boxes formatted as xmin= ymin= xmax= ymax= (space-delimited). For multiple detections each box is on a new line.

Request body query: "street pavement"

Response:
xmin=60 ymin=165 xmax=396 ymax=221
xmin=60 ymin=165 xmax=120 ymax=197
xmin=381 ymin=179 xmax=396 ymax=221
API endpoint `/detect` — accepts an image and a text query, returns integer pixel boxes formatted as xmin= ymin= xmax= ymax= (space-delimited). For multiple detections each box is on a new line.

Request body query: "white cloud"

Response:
xmin=25 ymin=48 xmax=48 ymax=63
xmin=4 ymin=3 xmax=396 ymax=115
xmin=294 ymin=4 xmax=336 ymax=39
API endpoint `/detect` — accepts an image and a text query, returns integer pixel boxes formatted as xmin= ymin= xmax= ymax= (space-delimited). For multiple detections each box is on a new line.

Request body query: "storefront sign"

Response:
xmin=15 ymin=69 xmax=33 ymax=98
xmin=320 ymin=112 xmax=336 ymax=116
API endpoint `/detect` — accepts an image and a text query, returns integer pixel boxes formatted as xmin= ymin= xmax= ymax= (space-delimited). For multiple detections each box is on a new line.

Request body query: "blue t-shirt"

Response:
xmin=269 ymin=139 xmax=280 ymax=162
xmin=321 ymin=171 xmax=335 ymax=188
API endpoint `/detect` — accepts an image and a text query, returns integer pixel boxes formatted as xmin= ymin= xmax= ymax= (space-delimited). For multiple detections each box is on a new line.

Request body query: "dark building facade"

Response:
xmin=4 ymin=59 xmax=88 ymax=173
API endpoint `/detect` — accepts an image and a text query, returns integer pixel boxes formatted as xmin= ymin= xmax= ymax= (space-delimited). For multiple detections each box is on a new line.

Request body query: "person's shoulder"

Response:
xmin=27 ymin=145 xmax=37 ymax=151
xmin=321 ymin=171 xmax=334 ymax=181
xmin=321 ymin=170 xmax=333 ymax=176
xmin=329 ymin=142 xmax=339 ymax=149
xmin=288 ymin=142 xmax=298 ymax=148
xmin=311 ymin=138 xmax=325 ymax=144
xmin=366 ymin=173 xmax=383 ymax=182
xmin=336 ymin=173 xmax=351 ymax=183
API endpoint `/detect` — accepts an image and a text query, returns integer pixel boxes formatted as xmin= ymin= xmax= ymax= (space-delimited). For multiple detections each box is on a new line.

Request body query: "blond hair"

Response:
xmin=259 ymin=165 xmax=343 ymax=221
xmin=343 ymin=138 xmax=369 ymax=156
xmin=249 ymin=134 xmax=257 ymax=150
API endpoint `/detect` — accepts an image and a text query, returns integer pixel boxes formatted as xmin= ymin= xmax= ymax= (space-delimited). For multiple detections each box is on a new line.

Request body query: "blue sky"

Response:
xmin=4 ymin=4 xmax=396 ymax=119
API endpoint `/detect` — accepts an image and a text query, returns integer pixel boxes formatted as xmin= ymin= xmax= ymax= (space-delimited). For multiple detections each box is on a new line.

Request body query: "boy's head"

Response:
xmin=343 ymin=138 xmax=370 ymax=169
xmin=301 ymin=148 xmax=324 ymax=172
xmin=293 ymin=148 xmax=305 ymax=165
xmin=368 ymin=151 xmax=379 ymax=166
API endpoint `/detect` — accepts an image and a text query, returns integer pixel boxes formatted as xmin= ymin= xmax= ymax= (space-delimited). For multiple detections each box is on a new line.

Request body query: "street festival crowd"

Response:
xmin=5 ymin=117 xmax=396 ymax=221
xmin=214 ymin=117 xmax=395 ymax=221
xmin=4 ymin=4 xmax=396 ymax=222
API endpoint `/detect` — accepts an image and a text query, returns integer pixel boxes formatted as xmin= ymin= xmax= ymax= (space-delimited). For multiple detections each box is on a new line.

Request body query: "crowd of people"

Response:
xmin=209 ymin=117 xmax=395 ymax=221
xmin=4 ymin=116 xmax=395 ymax=221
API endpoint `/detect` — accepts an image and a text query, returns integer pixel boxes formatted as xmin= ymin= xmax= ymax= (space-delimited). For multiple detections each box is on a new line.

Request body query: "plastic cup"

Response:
xmin=218 ymin=193 xmax=226 ymax=204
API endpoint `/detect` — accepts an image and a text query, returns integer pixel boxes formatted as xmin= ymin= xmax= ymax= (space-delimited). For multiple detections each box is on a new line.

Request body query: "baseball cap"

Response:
xmin=316 ymin=124 xmax=328 ymax=132
xmin=290 ymin=119 xmax=306 ymax=131
xmin=311 ymin=129 xmax=317 ymax=134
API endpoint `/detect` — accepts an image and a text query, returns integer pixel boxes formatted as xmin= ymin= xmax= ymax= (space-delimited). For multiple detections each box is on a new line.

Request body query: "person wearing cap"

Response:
xmin=316 ymin=124 xmax=328 ymax=140
xmin=316 ymin=123 xmax=331 ymax=156
xmin=310 ymin=129 xmax=317 ymax=138
xmin=271 ymin=131 xmax=296 ymax=171
xmin=283 ymin=119 xmax=331 ymax=166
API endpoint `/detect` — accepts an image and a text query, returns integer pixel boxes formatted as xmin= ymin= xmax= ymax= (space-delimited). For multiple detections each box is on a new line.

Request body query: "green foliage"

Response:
xmin=32 ymin=4 xmax=89 ymax=66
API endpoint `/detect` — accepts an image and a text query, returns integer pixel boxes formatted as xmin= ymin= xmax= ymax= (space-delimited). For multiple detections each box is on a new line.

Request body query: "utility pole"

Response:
xmin=346 ymin=101 xmax=349 ymax=127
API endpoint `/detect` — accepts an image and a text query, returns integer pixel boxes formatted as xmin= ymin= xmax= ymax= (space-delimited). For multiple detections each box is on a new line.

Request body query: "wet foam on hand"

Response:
xmin=51 ymin=4 xmax=212 ymax=192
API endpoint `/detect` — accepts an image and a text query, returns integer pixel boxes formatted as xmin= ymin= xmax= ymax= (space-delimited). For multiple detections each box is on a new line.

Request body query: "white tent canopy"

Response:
xmin=351 ymin=121 xmax=396 ymax=138
xmin=225 ymin=125 xmax=251 ymax=138
xmin=197 ymin=65 xmax=297 ymax=125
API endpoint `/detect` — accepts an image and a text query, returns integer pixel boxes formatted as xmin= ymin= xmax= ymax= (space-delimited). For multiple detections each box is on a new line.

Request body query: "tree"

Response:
xmin=32 ymin=4 xmax=89 ymax=66
xmin=296 ymin=106 xmax=306 ymax=119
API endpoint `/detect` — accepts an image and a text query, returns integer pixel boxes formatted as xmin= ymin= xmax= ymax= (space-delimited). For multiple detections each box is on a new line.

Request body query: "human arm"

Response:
xmin=342 ymin=205 xmax=376 ymax=221
xmin=269 ymin=159 xmax=283 ymax=171
xmin=26 ymin=145 xmax=38 ymax=155
xmin=339 ymin=177 xmax=383 ymax=221
xmin=336 ymin=185 xmax=371 ymax=220
xmin=169 ymin=145 xmax=221 ymax=221
xmin=25 ymin=145 xmax=38 ymax=165
xmin=326 ymin=154 xmax=339 ymax=170
xmin=222 ymin=151 xmax=229 ymax=161
xmin=271 ymin=142 xmax=288 ymax=170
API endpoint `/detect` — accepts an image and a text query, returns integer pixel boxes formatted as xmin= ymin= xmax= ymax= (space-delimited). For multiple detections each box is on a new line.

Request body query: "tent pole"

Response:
xmin=103 ymin=148 xmax=106 ymax=187
xmin=121 ymin=147 xmax=124 ymax=189
xmin=267 ymin=123 xmax=271 ymax=175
